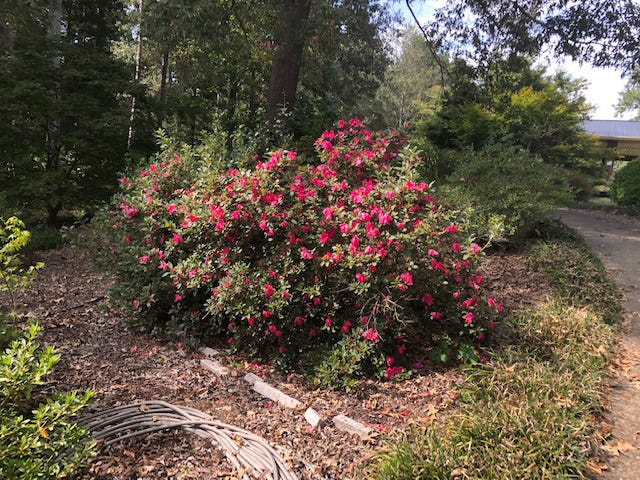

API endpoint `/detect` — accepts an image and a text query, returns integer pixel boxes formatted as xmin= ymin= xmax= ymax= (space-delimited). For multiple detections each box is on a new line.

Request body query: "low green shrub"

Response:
xmin=564 ymin=169 xmax=593 ymax=201
xmin=610 ymin=157 xmax=640 ymax=207
xmin=0 ymin=216 xmax=94 ymax=479
xmin=441 ymin=144 xmax=572 ymax=242
xmin=101 ymin=119 xmax=501 ymax=383
xmin=0 ymin=323 xmax=95 ymax=479
xmin=0 ymin=217 xmax=44 ymax=313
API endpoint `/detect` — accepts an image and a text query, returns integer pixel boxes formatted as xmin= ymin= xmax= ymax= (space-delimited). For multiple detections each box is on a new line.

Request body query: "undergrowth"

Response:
xmin=529 ymin=222 xmax=621 ymax=324
xmin=371 ymin=221 xmax=620 ymax=479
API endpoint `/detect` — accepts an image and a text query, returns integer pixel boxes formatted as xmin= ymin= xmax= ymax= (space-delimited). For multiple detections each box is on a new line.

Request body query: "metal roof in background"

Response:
xmin=583 ymin=119 xmax=640 ymax=140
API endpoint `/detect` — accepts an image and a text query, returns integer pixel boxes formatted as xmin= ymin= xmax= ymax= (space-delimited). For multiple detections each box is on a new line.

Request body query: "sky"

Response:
xmin=399 ymin=1 xmax=633 ymax=120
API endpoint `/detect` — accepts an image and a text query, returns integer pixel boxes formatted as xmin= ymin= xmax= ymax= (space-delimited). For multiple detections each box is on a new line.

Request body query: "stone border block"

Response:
xmin=304 ymin=407 xmax=322 ymax=427
xmin=252 ymin=380 xmax=301 ymax=409
xmin=198 ymin=347 xmax=220 ymax=358
xmin=201 ymin=358 xmax=230 ymax=377
xmin=243 ymin=372 xmax=263 ymax=385
xmin=332 ymin=414 xmax=371 ymax=439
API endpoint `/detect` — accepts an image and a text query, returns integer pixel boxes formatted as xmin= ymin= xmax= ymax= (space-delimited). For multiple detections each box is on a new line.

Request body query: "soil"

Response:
xmin=5 ymin=243 xmax=548 ymax=479
xmin=555 ymin=208 xmax=640 ymax=480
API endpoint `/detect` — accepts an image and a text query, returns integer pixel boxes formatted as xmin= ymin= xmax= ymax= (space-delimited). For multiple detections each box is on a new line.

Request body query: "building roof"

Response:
xmin=583 ymin=119 xmax=640 ymax=140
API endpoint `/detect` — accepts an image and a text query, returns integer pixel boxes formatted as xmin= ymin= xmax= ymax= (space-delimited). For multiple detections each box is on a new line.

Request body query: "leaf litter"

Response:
xmin=5 ymin=245 xmax=551 ymax=479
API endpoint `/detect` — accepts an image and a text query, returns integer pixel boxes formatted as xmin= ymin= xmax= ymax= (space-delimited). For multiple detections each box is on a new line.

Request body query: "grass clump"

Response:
xmin=371 ymin=233 xmax=620 ymax=479
xmin=529 ymin=234 xmax=621 ymax=325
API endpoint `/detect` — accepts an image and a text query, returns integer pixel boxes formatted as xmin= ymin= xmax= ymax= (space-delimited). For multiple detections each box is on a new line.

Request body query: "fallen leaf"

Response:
xmin=586 ymin=460 xmax=606 ymax=475
xmin=602 ymin=439 xmax=637 ymax=456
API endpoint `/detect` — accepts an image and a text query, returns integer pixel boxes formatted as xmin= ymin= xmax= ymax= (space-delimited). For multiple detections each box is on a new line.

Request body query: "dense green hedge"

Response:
xmin=611 ymin=157 xmax=640 ymax=208
xmin=440 ymin=144 xmax=571 ymax=243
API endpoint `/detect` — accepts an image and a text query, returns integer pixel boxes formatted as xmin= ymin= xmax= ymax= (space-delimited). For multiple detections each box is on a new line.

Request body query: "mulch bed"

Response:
xmin=8 ymin=245 xmax=550 ymax=479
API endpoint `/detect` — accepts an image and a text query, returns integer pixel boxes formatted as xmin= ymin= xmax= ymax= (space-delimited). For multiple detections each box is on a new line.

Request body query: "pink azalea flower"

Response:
xmin=400 ymin=272 xmax=413 ymax=285
xmin=362 ymin=328 xmax=379 ymax=342
xmin=355 ymin=273 xmax=367 ymax=283
xmin=264 ymin=284 xmax=275 ymax=297
xmin=421 ymin=292 xmax=434 ymax=306
xmin=171 ymin=233 xmax=183 ymax=244
xmin=464 ymin=312 xmax=474 ymax=324
xmin=319 ymin=230 xmax=333 ymax=245
xmin=300 ymin=247 xmax=315 ymax=260
xmin=349 ymin=235 xmax=360 ymax=252
xmin=452 ymin=242 xmax=461 ymax=253
xmin=443 ymin=224 xmax=459 ymax=233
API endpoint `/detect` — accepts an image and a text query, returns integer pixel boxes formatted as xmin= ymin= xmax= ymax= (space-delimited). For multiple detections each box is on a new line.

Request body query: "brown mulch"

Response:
xmin=7 ymin=245 xmax=550 ymax=480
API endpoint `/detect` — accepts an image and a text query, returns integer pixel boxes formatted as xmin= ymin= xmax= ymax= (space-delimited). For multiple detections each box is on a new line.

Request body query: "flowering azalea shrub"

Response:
xmin=102 ymin=119 xmax=500 ymax=383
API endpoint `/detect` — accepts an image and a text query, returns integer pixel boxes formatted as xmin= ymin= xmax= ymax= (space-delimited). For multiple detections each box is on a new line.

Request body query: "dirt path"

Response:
xmin=555 ymin=208 xmax=640 ymax=479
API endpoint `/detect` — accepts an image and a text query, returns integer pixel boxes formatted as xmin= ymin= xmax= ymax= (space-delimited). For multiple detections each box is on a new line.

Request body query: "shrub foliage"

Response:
xmin=103 ymin=120 xmax=500 ymax=378
xmin=441 ymin=144 xmax=571 ymax=242
xmin=611 ymin=157 xmax=640 ymax=208
xmin=0 ymin=217 xmax=94 ymax=479
xmin=0 ymin=323 xmax=95 ymax=479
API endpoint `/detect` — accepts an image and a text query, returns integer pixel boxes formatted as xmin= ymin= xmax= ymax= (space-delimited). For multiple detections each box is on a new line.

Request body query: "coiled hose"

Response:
xmin=80 ymin=400 xmax=300 ymax=480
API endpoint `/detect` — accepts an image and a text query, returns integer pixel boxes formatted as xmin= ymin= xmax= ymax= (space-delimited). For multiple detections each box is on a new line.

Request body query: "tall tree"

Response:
xmin=374 ymin=27 xmax=445 ymax=129
xmin=617 ymin=73 xmax=640 ymax=119
xmin=424 ymin=0 xmax=640 ymax=73
xmin=266 ymin=0 xmax=312 ymax=126
xmin=423 ymin=58 xmax=598 ymax=171
xmin=0 ymin=0 xmax=132 ymax=224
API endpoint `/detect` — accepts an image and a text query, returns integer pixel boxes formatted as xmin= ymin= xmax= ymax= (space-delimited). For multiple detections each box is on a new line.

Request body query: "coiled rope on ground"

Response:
xmin=80 ymin=400 xmax=299 ymax=480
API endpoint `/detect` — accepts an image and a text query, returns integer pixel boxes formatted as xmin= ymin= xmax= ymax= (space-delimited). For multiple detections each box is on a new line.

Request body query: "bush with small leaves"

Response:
xmin=102 ymin=119 xmax=501 ymax=382
xmin=441 ymin=144 xmax=572 ymax=242
xmin=0 ymin=322 xmax=95 ymax=479
xmin=611 ymin=157 xmax=640 ymax=208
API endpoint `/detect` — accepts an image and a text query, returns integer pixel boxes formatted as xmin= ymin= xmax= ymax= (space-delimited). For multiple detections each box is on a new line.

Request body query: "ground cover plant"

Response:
xmin=101 ymin=120 xmax=501 ymax=387
xmin=370 ymin=222 xmax=620 ymax=479
xmin=0 ymin=217 xmax=95 ymax=479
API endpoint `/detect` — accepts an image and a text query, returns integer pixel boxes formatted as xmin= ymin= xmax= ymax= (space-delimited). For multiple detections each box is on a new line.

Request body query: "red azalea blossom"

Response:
xmin=362 ymin=328 xmax=379 ymax=341
xmin=399 ymin=272 xmax=413 ymax=285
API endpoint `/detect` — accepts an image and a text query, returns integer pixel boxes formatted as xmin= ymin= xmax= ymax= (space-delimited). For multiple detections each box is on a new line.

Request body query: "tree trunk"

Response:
xmin=265 ymin=0 xmax=311 ymax=128
xmin=46 ymin=0 xmax=63 ymax=226
xmin=127 ymin=0 xmax=144 ymax=152
xmin=158 ymin=50 xmax=169 ymax=103
xmin=0 ymin=22 xmax=13 ymax=49
xmin=48 ymin=0 xmax=62 ymax=67
xmin=156 ymin=49 xmax=169 ymax=127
